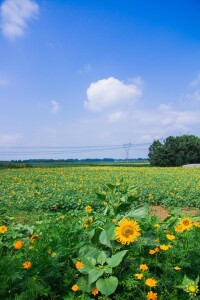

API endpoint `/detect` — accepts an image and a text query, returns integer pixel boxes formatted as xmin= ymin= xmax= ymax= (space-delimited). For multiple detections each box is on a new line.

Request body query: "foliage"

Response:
xmin=148 ymin=135 xmax=200 ymax=166
xmin=0 ymin=176 xmax=200 ymax=299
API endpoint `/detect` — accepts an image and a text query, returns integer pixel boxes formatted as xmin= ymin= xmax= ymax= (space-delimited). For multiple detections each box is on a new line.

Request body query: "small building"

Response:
xmin=182 ymin=164 xmax=200 ymax=168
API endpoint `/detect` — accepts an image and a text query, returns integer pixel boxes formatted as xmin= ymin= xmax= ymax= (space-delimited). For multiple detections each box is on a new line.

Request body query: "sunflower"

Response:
xmin=174 ymin=224 xmax=184 ymax=233
xmin=193 ymin=221 xmax=200 ymax=228
xmin=180 ymin=218 xmax=193 ymax=231
xmin=115 ymin=218 xmax=141 ymax=245
xmin=83 ymin=217 xmax=93 ymax=228
xmin=160 ymin=244 xmax=171 ymax=251
xmin=166 ymin=234 xmax=175 ymax=240
xmin=85 ymin=205 xmax=92 ymax=213
xmin=0 ymin=225 xmax=8 ymax=234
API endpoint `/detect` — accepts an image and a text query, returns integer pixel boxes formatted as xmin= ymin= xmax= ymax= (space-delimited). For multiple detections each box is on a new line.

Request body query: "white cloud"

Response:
xmin=190 ymin=73 xmax=200 ymax=87
xmin=0 ymin=0 xmax=39 ymax=40
xmin=0 ymin=133 xmax=23 ymax=145
xmin=51 ymin=100 xmax=60 ymax=113
xmin=108 ymin=111 xmax=126 ymax=122
xmin=85 ymin=77 xmax=142 ymax=111
xmin=187 ymin=90 xmax=200 ymax=102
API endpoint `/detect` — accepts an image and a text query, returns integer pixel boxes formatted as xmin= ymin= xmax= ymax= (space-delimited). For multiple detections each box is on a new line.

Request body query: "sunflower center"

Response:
xmin=183 ymin=220 xmax=190 ymax=226
xmin=122 ymin=226 xmax=134 ymax=237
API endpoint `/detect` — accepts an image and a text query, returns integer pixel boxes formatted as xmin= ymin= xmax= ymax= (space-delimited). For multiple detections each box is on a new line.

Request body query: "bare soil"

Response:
xmin=149 ymin=205 xmax=199 ymax=221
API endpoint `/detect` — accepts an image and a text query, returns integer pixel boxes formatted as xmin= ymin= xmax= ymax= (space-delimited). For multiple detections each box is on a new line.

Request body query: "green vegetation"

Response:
xmin=0 ymin=167 xmax=200 ymax=299
xmin=148 ymin=135 xmax=200 ymax=166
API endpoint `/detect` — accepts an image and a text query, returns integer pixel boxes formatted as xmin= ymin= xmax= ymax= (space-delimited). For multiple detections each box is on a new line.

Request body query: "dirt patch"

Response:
xmin=149 ymin=205 xmax=199 ymax=221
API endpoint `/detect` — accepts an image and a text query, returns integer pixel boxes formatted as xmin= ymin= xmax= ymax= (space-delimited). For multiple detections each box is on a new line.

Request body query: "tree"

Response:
xmin=148 ymin=135 xmax=200 ymax=166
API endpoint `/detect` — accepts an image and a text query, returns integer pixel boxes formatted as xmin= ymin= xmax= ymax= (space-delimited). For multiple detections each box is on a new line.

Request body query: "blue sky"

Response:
xmin=1 ymin=0 xmax=200 ymax=160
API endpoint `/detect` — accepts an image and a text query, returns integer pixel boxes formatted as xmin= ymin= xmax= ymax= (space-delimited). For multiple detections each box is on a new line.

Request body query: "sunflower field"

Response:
xmin=0 ymin=166 xmax=200 ymax=299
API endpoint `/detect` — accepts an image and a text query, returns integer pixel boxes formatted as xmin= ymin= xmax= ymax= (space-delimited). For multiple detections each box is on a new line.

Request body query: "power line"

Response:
xmin=0 ymin=143 xmax=151 ymax=159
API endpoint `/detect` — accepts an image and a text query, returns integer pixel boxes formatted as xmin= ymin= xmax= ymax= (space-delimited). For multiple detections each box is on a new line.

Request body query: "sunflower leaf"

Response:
xmin=106 ymin=250 xmax=128 ymax=268
xmin=96 ymin=276 xmax=118 ymax=296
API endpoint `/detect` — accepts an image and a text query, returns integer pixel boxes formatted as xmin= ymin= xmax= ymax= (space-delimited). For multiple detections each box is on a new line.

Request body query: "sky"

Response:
xmin=1 ymin=0 xmax=200 ymax=160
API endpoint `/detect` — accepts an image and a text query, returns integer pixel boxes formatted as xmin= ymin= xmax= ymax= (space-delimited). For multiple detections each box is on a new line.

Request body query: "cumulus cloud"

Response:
xmin=85 ymin=77 xmax=142 ymax=111
xmin=0 ymin=0 xmax=39 ymax=40
xmin=51 ymin=100 xmax=60 ymax=113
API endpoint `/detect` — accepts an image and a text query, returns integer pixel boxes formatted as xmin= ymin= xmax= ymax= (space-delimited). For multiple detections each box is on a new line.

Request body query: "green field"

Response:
xmin=0 ymin=166 xmax=200 ymax=299
xmin=1 ymin=166 xmax=200 ymax=214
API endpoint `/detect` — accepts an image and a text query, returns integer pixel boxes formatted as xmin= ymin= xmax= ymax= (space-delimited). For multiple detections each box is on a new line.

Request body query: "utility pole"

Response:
xmin=123 ymin=143 xmax=132 ymax=160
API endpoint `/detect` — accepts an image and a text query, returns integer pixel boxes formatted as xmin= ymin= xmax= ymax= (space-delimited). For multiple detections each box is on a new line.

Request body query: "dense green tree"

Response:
xmin=148 ymin=135 xmax=200 ymax=166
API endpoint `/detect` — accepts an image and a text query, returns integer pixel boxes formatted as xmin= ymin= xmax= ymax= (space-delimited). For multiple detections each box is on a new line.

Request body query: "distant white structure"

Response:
xmin=182 ymin=164 xmax=200 ymax=168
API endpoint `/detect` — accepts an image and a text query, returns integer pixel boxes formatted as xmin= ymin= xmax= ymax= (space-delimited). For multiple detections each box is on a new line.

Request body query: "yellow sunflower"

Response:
xmin=174 ymin=224 xmax=184 ymax=233
xmin=85 ymin=205 xmax=92 ymax=213
xmin=193 ymin=221 xmax=200 ymax=228
xmin=115 ymin=218 xmax=141 ymax=245
xmin=83 ymin=217 xmax=93 ymax=228
xmin=180 ymin=218 xmax=193 ymax=231
xmin=0 ymin=225 xmax=8 ymax=234
xmin=166 ymin=234 xmax=175 ymax=240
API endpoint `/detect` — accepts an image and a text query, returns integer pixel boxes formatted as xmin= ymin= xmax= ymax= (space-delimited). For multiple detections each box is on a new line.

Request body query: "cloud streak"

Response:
xmin=0 ymin=133 xmax=23 ymax=145
xmin=51 ymin=100 xmax=60 ymax=114
xmin=0 ymin=0 xmax=39 ymax=40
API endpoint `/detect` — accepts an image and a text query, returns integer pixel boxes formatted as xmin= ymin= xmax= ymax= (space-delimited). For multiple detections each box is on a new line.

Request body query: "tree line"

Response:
xmin=148 ymin=135 xmax=200 ymax=166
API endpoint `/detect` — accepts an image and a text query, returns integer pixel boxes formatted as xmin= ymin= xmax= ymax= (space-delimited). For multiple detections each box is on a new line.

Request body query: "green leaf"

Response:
xmin=106 ymin=250 xmax=128 ymax=268
xmin=97 ymin=251 xmax=107 ymax=265
xmin=79 ymin=245 xmax=101 ymax=260
xmin=96 ymin=193 xmax=106 ymax=200
xmin=79 ymin=257 xmax=96 ymax=273
xmin=96 ymin=276 xmax=118 ymax=296
xmin=88 ymin=268 xmax=104 ymax=284
xmin=99 ymin=230 xmax=111 ymax=247
xmin=126 ymin=205 xmax=147 ymax=219
xmin=107 ymin=183 xmax=116 ymax=190
xmin=77 ymin=276 xmax=91 ymax=292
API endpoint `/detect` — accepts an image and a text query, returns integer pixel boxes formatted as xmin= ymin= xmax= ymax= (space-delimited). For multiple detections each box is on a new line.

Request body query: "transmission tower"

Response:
xmin=123 ymin=143 xmax=132 ymax=160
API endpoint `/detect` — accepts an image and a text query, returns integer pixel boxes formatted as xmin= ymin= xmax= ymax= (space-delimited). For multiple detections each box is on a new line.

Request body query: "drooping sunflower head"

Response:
xmin=180 ymin=217 xmax=193 ymax=231
xmin=115 ymin=218 xmax=141 ymax=245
